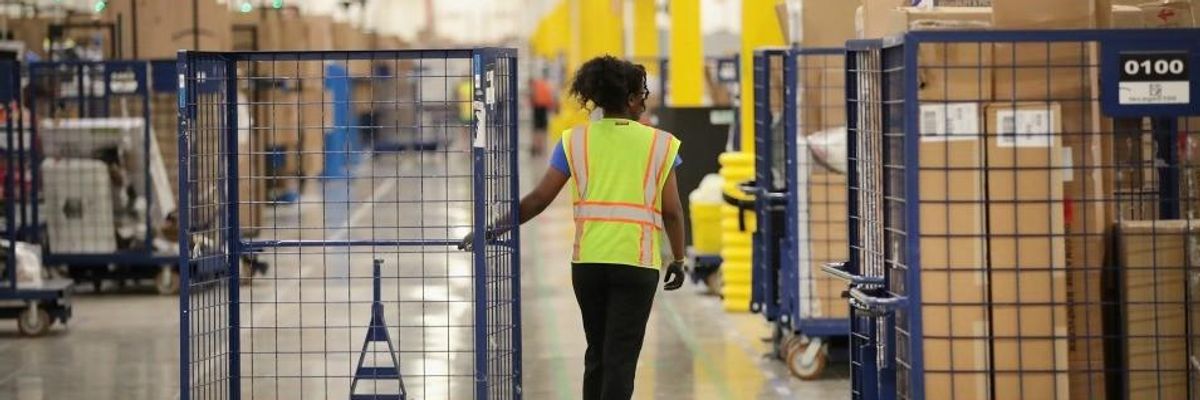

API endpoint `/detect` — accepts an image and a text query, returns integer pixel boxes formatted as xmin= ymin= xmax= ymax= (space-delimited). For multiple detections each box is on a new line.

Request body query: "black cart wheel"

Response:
xmin=156 ymin=266 xmax=180 ymax=295
xmin=17 ymin=305 xmax=52 ymax=337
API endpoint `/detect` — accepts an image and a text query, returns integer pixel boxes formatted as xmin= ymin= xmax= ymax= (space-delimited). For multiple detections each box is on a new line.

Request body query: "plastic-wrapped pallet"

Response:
xmin=12 ymin=242 xmax=43 ymax=286
xmin=41 ymin=158 xmax=118 ymax=254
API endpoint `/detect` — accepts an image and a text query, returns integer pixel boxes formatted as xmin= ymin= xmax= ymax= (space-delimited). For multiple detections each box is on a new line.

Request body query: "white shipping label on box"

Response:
xmin=473 ymin=101 xmax=487 ymax=148
xmin=919 ymin=103 xmax=979 ymax=141
xmin=997 ymin=109 xmax=1055 ymax=148
xmin=1118 ymin=81 xmax=1190 ymax=105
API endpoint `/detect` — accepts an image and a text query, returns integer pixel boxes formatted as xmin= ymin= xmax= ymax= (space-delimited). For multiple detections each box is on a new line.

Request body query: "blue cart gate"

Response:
xmin=178 ymin=48 xmax=521 ymax=400
xmin=832 ymin=29 xmax=1200 ymax=400
xmin=780 ymin=46 xmax=853 ymax=380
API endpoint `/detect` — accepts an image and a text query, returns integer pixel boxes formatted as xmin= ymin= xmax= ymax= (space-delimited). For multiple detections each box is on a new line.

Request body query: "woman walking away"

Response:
xmin=461 ymin=55 xmax=687 ymax=400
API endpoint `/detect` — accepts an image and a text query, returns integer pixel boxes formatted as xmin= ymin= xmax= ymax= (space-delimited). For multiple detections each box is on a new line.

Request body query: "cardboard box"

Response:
xmin=798 ymin=54 xmax=846 ymax=136
xmin=3 ymin=17 xmax=50 ymax=58
xmin=104 ymin=0 xmax=233 ymax=59
xmin=259 ymin=9 xmax=310 ymax=51
xmin=860 ymin=7 xmax=994 ymax=102
xmin=982 ymin=102 xmax=1070 ymax=400
xmin=799 ymin=0 xmax=859 ymax=47
xmin=306 ymin=16 xmax=335 ymax=50
xmin=1112 ymin=5 xmax=1149 ymax=27
xmin=860 ymin=0 xmax=910 ymax=38
xmin=994 ymin=39 xmax=1115 ymax=399
xmin=992 ymin=0 xmax=1104 ymax=28
xmin=881 ymin=6 xmax=992 ymax=37
xmin=806 ymin=171 xmax=849 ymax=319
xmin=917 ymin=102 xmax=1094 ymax=400
xmin=1117 ymin=219 xmax=1193 ymax=400
xmin=1139 ymin=0 xmax=1196 ymax=27
xmin=917 ymin=130 xmax=990 ymax=400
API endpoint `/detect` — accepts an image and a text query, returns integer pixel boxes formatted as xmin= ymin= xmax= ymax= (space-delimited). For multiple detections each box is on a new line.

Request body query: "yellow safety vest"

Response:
xmin=563 ymin=119 xmax=681 ymax=269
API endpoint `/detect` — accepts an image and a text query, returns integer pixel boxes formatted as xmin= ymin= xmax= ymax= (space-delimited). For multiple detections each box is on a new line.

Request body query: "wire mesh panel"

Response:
xmin=25 ymin=61 xmax=176 ymax=271
xmin=785 ymin=47 xmax=852 ymax=337
xmin=839 ymin=39 xmax=905 ymax=400
xmin=178 ymin=48 xmax=521 ymax=400
xmin=841 ymin=30 xmax=1200 ymax=400
xmin=751 ymin=48 xmax=788 ymax=320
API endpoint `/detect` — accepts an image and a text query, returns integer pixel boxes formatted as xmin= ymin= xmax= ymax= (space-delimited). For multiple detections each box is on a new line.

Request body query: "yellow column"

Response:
xmin=549 ymin=0 xmax=624 ymax=138
xmin=739 ymin=0 xmax=785 ymax=153
xmin=530 ymin=1 xmax=569 ymax=60
xmin=632 ymin=0 xmax=659 ymax=76
xmin=668 ymin=0 xmax=703 ymax=106
xmin=721 ymin=0 xmax=783 ymax=312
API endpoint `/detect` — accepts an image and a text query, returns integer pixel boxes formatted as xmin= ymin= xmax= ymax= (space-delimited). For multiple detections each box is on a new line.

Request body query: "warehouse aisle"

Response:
xmin=0 ymin=150 xmax=848 ymax=399
xmin=516 ymin=152 xmax=849 ymax=400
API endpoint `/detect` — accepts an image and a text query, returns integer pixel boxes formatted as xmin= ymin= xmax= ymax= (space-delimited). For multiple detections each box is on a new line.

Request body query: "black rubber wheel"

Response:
xmin=17 ymin=306 xmax=52 ymax=337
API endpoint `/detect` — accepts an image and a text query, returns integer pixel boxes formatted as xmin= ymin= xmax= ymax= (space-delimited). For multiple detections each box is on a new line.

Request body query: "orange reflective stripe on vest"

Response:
xmin=565 ymin=120 xmax=678 ymax=268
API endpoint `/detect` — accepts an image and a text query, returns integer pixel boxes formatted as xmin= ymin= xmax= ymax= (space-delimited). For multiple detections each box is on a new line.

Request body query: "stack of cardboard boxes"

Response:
xmin=789 ymin=1 xmax=859 ymax=320
xmin=856 ymin=0 xmax=1196 ymax=398
xmin=103 ymin=0 xmax=233 ymax=59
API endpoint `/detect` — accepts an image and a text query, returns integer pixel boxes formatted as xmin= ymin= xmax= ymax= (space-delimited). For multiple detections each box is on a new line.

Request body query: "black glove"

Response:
xmin=663 ymin=260 xmax=687 ymax=291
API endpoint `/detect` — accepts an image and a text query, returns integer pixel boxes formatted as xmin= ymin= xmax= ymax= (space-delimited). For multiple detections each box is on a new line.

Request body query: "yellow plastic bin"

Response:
xmin=688 ymin=174 xmax=725 ymax=255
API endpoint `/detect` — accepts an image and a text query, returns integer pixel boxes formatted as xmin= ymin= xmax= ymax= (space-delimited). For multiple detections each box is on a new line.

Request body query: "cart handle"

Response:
xmin=737 ymin=182 xmax=788 ymax=204
xmin=822 ymin=261 xmax=885 ymax=285
xmin=849 ymin=287 xmax=907 ymax=313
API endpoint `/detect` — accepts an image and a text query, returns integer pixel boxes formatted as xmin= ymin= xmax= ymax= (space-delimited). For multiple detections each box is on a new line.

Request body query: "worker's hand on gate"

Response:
xmin=663 ymin=260 xmax=687 ymax=291
xmin=457 ymin=229 xmax=495 ymax=251
xmin=457 ymin=231 xmax=477 ymax=251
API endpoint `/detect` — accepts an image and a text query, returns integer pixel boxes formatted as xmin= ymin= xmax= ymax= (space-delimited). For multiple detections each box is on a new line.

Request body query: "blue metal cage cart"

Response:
xmin=826 ymin=29 xmax=1200 ymax=400
xmin=749 ymin=47 xmax=789 ymax=323
xmin=777 ymin=46 xmax=854 ymax=380
xmin=0 ymin=60 xmax=74 ymax=337
xmin=178 ymin=48 xmax=521 ymax=400
xmin=22 ymin=60 xmax=182 ymax=293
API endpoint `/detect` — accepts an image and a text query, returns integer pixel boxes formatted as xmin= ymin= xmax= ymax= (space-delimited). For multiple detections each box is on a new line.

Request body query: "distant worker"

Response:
xmin=529 ymin=73 xmax=556 ymax=156
xmin=462 ymin=55 xmax=687 ymax=400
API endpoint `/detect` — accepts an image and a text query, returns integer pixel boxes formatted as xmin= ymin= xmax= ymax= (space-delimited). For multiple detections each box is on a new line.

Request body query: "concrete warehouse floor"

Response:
xmin=0 ymin=148 xmax=848 ymax=400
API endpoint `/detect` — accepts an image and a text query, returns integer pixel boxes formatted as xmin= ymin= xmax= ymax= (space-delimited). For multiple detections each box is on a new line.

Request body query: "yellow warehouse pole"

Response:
xmin=530 ymin=0 xmax=569 ymax=59
xmin=549 ymin=0 xmax=624 ymax=138
xmin=668 ymin=0 xmax=703 ymax=106
xmin=721 ymin=0 xmax=783 ymax=311
xmin=632 ymin=0 xmax=659 ymax=75
xmin=739 ymin=0 xmax=785 ymax=153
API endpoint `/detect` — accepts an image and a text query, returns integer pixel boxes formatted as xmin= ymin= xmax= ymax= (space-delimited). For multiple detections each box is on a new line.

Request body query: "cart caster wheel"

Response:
xmin=156 ymin=267 xmax=180 ymax=295
xmin=779 ymin=335 xmax=800 ymax=360
xmin=239 ymin=260 xmax=253 ymax=286
xmin=703 ymin=270 xmax=723 ymax=294
xmin=18 ymin=306 xmax=52 ymax=337
xmin=786 ymin=338 xmax=827 ymax=380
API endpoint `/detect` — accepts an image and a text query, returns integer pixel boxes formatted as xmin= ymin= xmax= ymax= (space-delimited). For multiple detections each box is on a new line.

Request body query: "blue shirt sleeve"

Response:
xmin=549 ymin=140 xmax=571 ymax=176
xmin=548 ymin=140 xmax=682 ymax=177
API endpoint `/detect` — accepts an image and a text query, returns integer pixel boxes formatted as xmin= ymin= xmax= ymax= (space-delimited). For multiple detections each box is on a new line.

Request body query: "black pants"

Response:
xmin=572 ymin=263 xmax=660 ymax=400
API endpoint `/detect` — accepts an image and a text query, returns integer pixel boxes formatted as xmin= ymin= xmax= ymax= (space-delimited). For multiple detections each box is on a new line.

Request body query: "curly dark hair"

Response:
xmin=568 ymin=55 xmax=647 ymax=115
